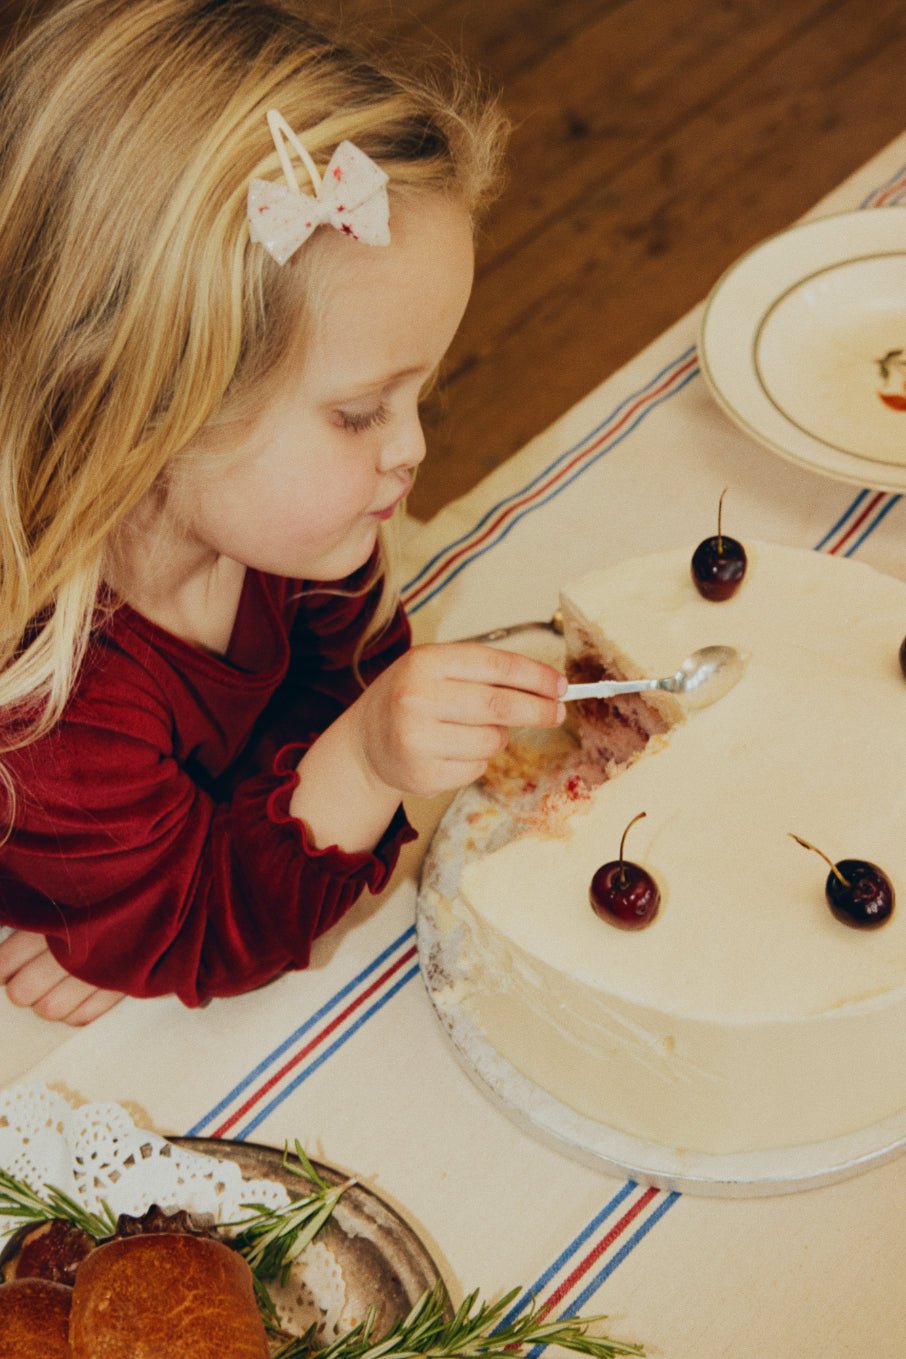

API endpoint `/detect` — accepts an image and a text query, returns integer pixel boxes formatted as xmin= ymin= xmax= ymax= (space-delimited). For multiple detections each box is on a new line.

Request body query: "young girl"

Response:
xmin=0 ymin=0 xmax=566 ymax=1025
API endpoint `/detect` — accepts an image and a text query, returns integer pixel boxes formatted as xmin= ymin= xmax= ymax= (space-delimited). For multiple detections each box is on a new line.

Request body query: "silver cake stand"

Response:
xmin=416 ymin=782 xmax=906 ymax=1199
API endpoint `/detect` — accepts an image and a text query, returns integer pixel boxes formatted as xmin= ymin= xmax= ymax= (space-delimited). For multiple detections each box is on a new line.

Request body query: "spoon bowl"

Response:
xmin=562 ymin=645 xmax=748 ymax=709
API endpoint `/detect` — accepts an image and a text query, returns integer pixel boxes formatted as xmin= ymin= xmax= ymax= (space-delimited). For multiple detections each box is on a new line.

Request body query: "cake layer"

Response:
xmin=453 ymin=543 xmax=906 ymax=1154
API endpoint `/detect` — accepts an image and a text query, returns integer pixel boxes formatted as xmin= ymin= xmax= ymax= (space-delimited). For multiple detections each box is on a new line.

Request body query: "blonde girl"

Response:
xmin=0 ymin=0 xmax=565 ymax=1024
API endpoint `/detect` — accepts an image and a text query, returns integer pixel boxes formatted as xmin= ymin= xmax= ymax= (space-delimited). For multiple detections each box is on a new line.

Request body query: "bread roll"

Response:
xmin=69 ymin=1232 xmax=270 ymax=1357
xmin=0 ymin=1277 xmax=71 ymax=1358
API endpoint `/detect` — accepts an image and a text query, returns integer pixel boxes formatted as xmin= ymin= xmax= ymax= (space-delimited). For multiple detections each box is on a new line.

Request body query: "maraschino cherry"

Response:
xmin=691 ymin=489 xmax=747 ymax=601
xmin=590 ymin=812 xmax=660 ymax=930
xmin=790 ymin=833 xmax=895 ymax=929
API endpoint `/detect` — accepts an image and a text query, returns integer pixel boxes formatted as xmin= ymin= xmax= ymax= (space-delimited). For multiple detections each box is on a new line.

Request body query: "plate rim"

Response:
xmin=699 ymin=206 xmax=906 ymax=491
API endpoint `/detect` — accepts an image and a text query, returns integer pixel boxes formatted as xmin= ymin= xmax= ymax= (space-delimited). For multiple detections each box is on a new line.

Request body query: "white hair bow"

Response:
xmin=247 ymin=109 xmax=390 ymax=264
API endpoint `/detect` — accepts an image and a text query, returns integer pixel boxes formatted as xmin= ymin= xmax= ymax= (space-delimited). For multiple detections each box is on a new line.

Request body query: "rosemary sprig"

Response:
xmin=0 ymin=1167 xmax=117 ymax=1241
xmin=224 ymin=1140 xmax=352 ymax=1284
xmin=271 ymin=1280 xmax=644 ymax=1359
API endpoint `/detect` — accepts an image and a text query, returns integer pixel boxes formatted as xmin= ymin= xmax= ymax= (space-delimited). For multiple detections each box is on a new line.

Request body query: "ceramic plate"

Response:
xmin=699 ymin=208 xmax=906 ymax=489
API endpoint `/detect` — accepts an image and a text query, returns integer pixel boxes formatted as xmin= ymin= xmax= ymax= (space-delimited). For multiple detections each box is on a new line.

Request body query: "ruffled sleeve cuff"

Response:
xmin=266 ymin=743 xmax=418 ymax=894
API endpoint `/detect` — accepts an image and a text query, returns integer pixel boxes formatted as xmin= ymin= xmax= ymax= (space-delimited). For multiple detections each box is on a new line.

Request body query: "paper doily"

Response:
xmin=0 ymin=1082 xmax=289 ymax=1237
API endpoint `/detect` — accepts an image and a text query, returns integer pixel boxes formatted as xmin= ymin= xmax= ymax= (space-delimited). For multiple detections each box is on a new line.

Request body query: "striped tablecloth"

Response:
xmin=5 ymin=133 xmax=906 ymax=1358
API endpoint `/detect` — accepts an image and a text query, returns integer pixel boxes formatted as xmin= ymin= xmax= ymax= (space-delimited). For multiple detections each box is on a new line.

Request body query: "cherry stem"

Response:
xmin=716 ymin=487 xmax=728 ymax=555
xmin=618 ymin=811 xmax=647 ymax=889
xmin=789 ymin=833 xmax=851 ymax=888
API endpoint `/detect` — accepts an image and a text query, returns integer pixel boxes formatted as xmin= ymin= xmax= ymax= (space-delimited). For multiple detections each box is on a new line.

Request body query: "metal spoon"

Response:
xmin=463 ymin=609 xmax=564 ymax=644
xmin=562 ymin=645 xmax=748 ymax=709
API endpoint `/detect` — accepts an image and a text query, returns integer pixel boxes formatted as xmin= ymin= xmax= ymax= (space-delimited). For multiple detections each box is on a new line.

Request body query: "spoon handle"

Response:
xmin=460 ymin=610 xmax=564 ymax=644
xmin=562 ymin=677 xmax=663 ymax=702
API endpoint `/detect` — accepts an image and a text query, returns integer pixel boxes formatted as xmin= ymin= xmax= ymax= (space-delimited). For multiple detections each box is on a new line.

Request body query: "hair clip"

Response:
xmin=247 ymin=109 xmax=390 ymax=264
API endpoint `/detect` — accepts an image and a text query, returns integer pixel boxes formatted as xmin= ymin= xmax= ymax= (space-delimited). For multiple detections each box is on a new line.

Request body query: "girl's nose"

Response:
xmin=378 ymin=416 xmax=427 ymax=473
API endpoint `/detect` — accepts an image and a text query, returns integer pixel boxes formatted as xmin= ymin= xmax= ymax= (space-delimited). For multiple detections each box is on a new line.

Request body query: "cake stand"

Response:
xmin=416 ymin=781 xmax=906 ymax=1199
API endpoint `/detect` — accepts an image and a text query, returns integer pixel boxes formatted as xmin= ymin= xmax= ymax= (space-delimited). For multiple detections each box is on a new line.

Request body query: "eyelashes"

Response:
xmin=337 ymin=403 xmax=391 ymax=434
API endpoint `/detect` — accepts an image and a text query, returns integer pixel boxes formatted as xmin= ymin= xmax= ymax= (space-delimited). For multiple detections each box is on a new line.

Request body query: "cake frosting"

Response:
xmin=449 ymin=542 xmax=906 ymax=1156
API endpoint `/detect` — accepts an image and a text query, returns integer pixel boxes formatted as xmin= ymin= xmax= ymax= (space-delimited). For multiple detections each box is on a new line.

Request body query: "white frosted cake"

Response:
xmin=449 ymin=542 xmax=906 ymax=1156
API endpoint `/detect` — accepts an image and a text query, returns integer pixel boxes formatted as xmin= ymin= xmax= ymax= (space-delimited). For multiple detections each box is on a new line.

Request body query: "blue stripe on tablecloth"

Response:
xmin=495 ymin=1182 xmax=638 ymax=1327
xmin=403 ymin=352 xmax=699 ymax=614
xmin=814 ymin=488 xmax=874 ymax=548
xmin=403 ymin=348 xmax=698 ymax=600
xmin=229 ymin=961 xmax=420 ymax=1141
xmin=488 ymin=1182 xmax=679 ymax=1357
xmin=860 ymin=162 xmax=906 ymax=207
xmin=841 ymin=494 xmax=901 ymax=554
xmin=186 ymin=926 xmax=417 ymax=1136
xmin=814 ymin=489 xmax=902 ymax=555
xmin=522 ymin=1190 xmax=680 ymax=1359
xmin=561 ymin=1190 xmax=680 ymax=1312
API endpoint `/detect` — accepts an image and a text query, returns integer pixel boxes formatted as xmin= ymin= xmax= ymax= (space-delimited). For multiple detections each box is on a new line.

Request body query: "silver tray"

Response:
xmin=173 ymin=1138 xmax=445 ymax=1338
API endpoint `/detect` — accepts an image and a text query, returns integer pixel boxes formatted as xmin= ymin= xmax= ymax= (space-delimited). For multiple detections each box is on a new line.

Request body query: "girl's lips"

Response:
xmin=371 ymin=480 xmax=412 ymax=519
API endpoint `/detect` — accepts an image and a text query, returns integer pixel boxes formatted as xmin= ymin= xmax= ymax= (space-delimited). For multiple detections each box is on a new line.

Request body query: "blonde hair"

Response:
xmin=0 ymin=0 xmax=508 ymax=813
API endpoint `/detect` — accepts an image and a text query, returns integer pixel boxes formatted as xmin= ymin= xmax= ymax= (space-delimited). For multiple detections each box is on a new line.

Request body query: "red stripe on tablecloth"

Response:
xmin=211 ymin=944 xmax=417 ymax=1137
xmin=532 ymin=1186 xmax=661 ymax=1319
xmin=873 ymin=176 xmax=906 ymax=205
xmin=403 ymin=353 xmax=699 ymax=610
xmin=826 ymin=490 xmax=887 ymax=554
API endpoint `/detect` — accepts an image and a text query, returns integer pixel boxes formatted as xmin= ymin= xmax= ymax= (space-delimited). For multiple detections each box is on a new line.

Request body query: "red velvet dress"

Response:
xmin=0 ymin=562 xmax=415 ymax=1005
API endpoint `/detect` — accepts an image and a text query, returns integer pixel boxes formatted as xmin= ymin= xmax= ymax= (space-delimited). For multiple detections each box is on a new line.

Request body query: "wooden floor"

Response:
xmin=6 ymin=1 xmax=906 ymax=521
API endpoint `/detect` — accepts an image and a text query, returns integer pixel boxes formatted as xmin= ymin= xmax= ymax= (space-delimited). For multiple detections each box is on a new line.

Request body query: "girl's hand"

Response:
xmin=353 ymin=642 xmax=567 ymax=798
xmin=0 ymin=930 xmax=125 ymax=1026
xmin=290 ymin=643 xmax=566 ymax=856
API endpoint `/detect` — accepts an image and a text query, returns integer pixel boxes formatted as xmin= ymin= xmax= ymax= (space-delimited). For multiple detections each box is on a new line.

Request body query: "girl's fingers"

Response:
xmin=434 ymin=643 xmax=566 ymax=699
xmin=400 ymin=645 xmax=566 ymax=730
xmin=4 ymin=944 xmax=71 ymax=1008
xmin=425 ymin=720 xmax=510 ymax=763
xmin=2 ymin=935 xmax=124 ymax=1025
xmin=433 ymin=679 xmax=564 ymax=731
xmin=45 ymin=980 xmax=125 ymax=1027
xmin=0 ymin=929 xmax=47 ymax=982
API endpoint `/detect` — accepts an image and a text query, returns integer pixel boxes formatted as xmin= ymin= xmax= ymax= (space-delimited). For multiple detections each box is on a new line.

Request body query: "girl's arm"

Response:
xmin=0 ymin=574 xmax=562 ymax=1010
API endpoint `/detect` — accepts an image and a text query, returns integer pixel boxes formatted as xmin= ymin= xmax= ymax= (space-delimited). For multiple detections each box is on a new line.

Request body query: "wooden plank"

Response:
xmin=410 ymin=0 xmax=906 ymax=516
xmin=330 ymin=0 xmax=629 ymax=81
xmin=471 ymin=0 xmax=842 ymax=260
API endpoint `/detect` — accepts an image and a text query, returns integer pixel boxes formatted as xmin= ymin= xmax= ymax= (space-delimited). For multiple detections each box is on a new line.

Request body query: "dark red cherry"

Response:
xmin=691 ymin=489 xmax=747 ymax=600
xmin=691 ymin=535 xmax=747 ymax=601
xmin=825 ymin=859 xmax=894 ymax=929
xmin=790 ymin=834 xmax=895 ymax=929
xmin=898 ymin=635 xmax=906 ymax=680
xmin=590 ymin=812 xmax=660 ymax=930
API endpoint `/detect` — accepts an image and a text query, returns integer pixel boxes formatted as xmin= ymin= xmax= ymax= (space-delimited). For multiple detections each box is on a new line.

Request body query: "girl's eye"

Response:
xmin=337 ymin=403 xmax=390 ymax=433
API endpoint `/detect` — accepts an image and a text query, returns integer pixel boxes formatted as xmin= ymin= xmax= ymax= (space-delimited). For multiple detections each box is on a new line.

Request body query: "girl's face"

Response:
xmin=179 ymin=193 xmax=474 ymax=582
